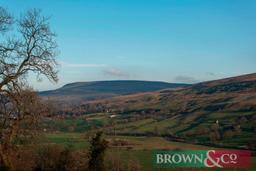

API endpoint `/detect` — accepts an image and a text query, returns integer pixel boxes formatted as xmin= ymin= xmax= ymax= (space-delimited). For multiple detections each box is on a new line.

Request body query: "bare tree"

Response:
xmin=0 ymin=7 xmax=58 ymax=169
xmin=0 ymin=8 xmax=58 ymax=93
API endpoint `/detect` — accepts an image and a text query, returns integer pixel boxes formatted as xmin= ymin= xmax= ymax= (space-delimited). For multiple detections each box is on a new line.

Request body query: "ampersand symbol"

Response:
xmin=204 ymin=150 xmax=223 ymax=168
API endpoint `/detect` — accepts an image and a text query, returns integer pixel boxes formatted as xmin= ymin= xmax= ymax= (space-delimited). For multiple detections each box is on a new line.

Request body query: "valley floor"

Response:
xmin=44 ymin=132 xmax=256 ymax=171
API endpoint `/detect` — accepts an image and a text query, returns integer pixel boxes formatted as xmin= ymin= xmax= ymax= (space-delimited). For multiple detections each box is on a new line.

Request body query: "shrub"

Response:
xmin=87 ymin=132 xmax=108 ymax=171
xmin=8 ymin=147 xmax=36 ymax=171
xmin=34 ymin=144 xmax=71 ymax=171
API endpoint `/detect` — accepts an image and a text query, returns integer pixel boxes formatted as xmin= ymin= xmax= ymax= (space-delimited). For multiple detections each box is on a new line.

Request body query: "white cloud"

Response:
xmin=102 ymin=67 xmax=129 ymax=78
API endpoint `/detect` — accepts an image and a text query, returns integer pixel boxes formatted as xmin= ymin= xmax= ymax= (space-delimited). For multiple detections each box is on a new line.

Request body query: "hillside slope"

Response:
xmin=75 ymin=73 xmax=256 ymax=149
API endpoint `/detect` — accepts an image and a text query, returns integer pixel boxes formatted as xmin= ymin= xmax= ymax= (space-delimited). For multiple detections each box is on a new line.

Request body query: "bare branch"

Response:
xmin=0 ymin=8 xmax=58 ymax=92
xmin=0 ymin=7 xmax=13 ymax=33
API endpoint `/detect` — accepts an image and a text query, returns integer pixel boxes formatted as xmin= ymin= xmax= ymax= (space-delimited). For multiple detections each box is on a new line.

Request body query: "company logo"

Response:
xmin=153 ymin=150 xmax=251 ymax=168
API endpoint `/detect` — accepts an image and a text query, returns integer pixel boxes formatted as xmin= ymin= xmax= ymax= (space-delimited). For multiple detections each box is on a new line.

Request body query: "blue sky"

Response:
xmin=1 ymin=0 xmax=256 ymax=90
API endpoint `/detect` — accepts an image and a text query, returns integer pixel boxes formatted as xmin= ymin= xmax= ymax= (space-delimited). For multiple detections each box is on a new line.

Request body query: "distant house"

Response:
xmin=109 ymin=114 xmax=117 ymax=118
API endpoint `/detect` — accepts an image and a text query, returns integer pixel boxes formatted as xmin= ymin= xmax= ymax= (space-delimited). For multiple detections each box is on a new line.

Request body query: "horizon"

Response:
xmin=2 ymin=0 xmax=256 ymax=91
xmin=40 ymin=72 xmax=255 ymax=92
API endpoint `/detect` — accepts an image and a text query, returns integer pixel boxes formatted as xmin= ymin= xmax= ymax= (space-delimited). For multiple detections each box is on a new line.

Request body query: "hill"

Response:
xmin=41 ymin=73 xmax=256 ymax=150
xmin=71 ymin=73 xmax=256 ymax=149
xmin=81 ymin=73 xmax=256 ymax=112
xmin=39 ymin=80 xmax=189 ymax=102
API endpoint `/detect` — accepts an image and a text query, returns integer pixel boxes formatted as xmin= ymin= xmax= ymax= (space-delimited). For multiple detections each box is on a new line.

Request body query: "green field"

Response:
xmin=43 ymin=110 xmax=256 ymax=150
xmin=44 ymin=132 xmax=256 ymax=171
xmin=40 ymin=111 xmax=256 ymax=170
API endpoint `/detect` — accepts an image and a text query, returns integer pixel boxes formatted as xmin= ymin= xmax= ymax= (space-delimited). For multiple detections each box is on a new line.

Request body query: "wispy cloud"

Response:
xmin=59 ymin=61 xmax=107 ymax=68
xmin=174 ymin=75 xmax=200 ymax=84
xmin=60 ymin=61 xmax=130 ymax=78
xmin=102 ymin=67 xmax=129 ymax=78
xmin=206 ymin=72 xmax=216 ymax=77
